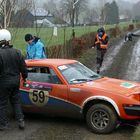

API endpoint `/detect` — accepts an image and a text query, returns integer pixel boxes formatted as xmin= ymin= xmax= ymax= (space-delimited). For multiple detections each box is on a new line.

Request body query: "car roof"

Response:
xmin=25 ymin=59 xmax=78 ymax=67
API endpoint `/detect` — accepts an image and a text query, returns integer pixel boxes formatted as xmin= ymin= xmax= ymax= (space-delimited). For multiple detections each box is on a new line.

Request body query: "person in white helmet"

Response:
xmin=0 ymin=29 xmax=28 ymax=130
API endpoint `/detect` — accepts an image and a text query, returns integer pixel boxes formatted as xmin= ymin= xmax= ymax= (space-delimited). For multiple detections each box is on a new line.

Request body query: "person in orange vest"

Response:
xmin=93 ymin=27 xmax=109 ymax=74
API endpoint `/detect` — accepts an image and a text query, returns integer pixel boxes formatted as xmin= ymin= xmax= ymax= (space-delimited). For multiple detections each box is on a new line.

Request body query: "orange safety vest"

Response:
xmin=95 ymin=33 xmax=108 ymax=49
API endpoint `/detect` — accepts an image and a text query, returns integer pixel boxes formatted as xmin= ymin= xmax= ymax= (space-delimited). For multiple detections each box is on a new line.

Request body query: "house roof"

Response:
xmin=30 ymin=8 xmax=48 ymax=16
xmin=35 ymin=18 xmax=54 ymax=26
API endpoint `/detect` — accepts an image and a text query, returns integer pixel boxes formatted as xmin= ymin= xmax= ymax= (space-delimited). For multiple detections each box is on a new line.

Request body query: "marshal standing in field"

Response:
xmin=93 ymin=27 xmax=109 ymax=74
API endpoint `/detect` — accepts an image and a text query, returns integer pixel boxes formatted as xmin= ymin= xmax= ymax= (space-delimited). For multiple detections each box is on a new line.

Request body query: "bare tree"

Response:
xmin=74 ymin=0 xmax=87 ymax=25
xmin=83 ymin=8 xmax=99 ymax=25
xmin=59 ymin=0 xmax=88 ymax=25
xmin=43 ymin=0 xmax=57 ymax=15
xmin=0 ymin=0 xmax=33 ymax=28
xmin=17 ymin=0 xmax=33 ymax=10
xmin=0 ymin=0 xmax=17 ymax=28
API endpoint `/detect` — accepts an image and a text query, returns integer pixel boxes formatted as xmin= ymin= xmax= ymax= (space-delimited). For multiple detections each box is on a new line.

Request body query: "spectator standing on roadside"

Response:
xmin=24 ymin=34 xmax=47 ymax=59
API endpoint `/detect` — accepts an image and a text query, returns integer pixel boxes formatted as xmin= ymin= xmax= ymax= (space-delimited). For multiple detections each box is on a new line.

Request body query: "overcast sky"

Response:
xmin=36 ymin=0 xmax=140 ymax=4
xmin=36 ymin=0 xmax=140 ymax=7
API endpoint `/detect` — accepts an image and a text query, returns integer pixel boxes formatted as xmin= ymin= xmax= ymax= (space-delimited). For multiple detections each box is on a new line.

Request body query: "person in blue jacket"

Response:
xmin=24 ymin=34 xmax=47 ymax=59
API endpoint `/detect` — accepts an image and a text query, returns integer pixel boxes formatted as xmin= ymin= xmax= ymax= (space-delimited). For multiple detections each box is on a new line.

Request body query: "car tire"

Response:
xmin=86 ymin=104 xmax=118 ymax=134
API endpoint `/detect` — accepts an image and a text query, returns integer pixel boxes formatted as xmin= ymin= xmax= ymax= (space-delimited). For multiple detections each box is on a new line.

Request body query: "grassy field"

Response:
xmin=131 ymin=125 xmax=140 ymax=140
xmin=9 ymin=26 xmax=100 ymax=52
xmin=9 ymin=22 xmax=132 ymax=54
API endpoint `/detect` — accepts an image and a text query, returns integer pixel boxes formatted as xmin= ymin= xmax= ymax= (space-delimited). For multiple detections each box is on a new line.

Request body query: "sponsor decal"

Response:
xmin=86 ymin=82 xmax=94 ymax=86
xmin=31 ymin=82 xmax=52 ymax=91
xmin=70 ymin=88 xmax=81 ymax=92
xmin=58 ymin=65 xmax=68 ymax=70
xmin=120 ymin=82 xmax=136 ymax=88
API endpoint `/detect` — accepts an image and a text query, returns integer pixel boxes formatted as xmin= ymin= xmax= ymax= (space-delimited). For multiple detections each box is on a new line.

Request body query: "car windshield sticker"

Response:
xmin=29 ymin=89 xmax=49 ymax=107
xmin=58 ymin=65 xmax=68 ymax=70
xmin=120 ymin=82 xmax=136 ymax=88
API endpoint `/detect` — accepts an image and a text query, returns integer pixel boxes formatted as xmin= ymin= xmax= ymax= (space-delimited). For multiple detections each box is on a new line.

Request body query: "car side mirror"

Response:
xmin=23 ymin=82 xmax=30 ymax=88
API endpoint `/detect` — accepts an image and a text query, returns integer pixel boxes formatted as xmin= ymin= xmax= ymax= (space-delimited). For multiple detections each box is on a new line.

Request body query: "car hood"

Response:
xmin=82 ymin=77 xmax=140 ymax=95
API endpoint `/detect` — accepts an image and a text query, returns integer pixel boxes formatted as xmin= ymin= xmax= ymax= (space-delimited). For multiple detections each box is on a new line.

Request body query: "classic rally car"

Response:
xmin=20 ymin=59 xmax=140 ymax=134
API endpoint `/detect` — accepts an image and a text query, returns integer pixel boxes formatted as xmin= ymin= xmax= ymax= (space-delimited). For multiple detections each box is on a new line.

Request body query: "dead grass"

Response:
xmin=131 ymin=125 xmax=140 ymax=140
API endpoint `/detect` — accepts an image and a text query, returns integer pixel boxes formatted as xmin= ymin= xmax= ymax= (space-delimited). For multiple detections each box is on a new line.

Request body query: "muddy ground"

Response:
xmin=0 ymin=34 xmax=140 ymax=140
xmin=0 ymin=114 xmax=137 ymax=140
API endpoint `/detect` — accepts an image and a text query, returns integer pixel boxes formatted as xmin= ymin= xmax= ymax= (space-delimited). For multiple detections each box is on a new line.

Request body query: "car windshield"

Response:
xmin=58 ymin=62 xmax=102 ymax=84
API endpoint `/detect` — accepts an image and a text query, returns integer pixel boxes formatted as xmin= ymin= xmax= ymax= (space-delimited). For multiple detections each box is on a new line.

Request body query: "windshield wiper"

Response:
xmin=90 ymin=74 xmax=103 ymax=79
xmin=90 ymin=75 xmax=99 ymax=78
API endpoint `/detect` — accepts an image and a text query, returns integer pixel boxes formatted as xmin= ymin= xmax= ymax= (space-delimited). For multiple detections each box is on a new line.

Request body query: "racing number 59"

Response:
xmin=32 ymin=90 xmax=45 ymax=103
xmin=29 ymin=89 xmax=49 ymax=106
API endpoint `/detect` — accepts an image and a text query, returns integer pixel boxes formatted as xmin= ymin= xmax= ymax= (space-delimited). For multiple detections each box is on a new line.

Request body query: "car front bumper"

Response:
xmin=124 ymin=105 xmax=140 ymax=116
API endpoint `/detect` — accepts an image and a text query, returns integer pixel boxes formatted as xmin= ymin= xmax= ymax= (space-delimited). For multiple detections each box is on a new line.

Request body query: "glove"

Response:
xmin=99 ymin=38 xmax=103 ymax=42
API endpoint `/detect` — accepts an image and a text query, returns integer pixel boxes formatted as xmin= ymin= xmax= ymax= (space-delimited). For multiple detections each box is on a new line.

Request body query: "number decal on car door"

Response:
xmin=29 ymin=89 xmax=49 ymax=106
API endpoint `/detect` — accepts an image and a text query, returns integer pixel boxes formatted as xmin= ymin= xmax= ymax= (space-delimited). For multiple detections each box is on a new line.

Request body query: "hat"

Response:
xmin=97 ymin=27 xmax=105 ymax=33
xmin=25 ymin=34 xmax=33 ymax=42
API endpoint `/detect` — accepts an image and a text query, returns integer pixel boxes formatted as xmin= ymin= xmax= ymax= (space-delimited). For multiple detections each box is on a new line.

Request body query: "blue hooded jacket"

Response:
xmin=26 ymin=37 xmax=47 ymax=59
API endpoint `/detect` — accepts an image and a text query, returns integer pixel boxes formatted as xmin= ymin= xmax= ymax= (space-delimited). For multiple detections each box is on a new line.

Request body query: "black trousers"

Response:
xmin=96 ymin=49 xmax=107 ymax=71
xmin=0 ymin=86 xmax=24 ymax=126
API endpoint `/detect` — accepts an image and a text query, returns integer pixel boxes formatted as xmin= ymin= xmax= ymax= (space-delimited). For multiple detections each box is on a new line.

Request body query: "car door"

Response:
xmin=20 ymin=66 xmax=69 ymax=115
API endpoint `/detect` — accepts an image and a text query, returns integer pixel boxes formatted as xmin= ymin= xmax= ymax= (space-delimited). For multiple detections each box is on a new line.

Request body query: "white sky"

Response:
xmin=36 ymin=0 xmax=140 ymax=3
xmin=36 ymin=0 xmax=140 ymax=7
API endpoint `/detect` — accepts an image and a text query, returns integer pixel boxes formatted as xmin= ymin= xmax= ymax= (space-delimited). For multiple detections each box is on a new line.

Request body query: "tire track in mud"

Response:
xmin=100 ymin=37 xmax=139 ymax=80
xmin=100 ymin=39 xmax=125 ymax=75
xmin=101 ymin=30 xmax=140 ymax=81
xmin=123 ymin=39 xmax=140 ymax=82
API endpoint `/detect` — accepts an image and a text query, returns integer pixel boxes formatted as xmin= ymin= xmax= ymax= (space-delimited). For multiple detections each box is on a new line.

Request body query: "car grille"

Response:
xmin=137 ymin=94 xmax=140 ymax=101
xmin=132 ymin=94 xmax=140 ymax=101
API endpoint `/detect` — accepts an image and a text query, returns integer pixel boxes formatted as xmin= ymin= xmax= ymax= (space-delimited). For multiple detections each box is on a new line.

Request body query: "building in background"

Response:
xmin=13 ymin=8 xmax=67 ymax=28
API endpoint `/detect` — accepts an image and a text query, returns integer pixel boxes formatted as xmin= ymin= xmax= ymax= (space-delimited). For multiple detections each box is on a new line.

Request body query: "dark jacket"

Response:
xmin=0 ymin=45 xmax=28 ymax=88
xmin=125 ymin=32 xmax=140 ymax=41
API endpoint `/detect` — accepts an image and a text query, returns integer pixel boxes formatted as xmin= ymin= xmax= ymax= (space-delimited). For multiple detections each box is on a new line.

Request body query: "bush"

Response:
xmin=108 ymin=25 xmax=121 ymax=38
xmin=77 ymin=49 xmax=96 ymax=69
xmin=135 ymin=23 xmax=140 ymax=28
xmin=128 ymin=24 xmax=134 ymax=31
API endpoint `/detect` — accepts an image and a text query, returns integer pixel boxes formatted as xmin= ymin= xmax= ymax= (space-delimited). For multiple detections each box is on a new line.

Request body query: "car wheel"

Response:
xmin=86 ymin=104 xmax=118 ymax=134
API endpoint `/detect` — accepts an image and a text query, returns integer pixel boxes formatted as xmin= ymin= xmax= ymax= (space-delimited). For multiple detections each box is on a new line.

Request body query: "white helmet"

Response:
xmin=0 ymin=29 xmax=11 ymax=41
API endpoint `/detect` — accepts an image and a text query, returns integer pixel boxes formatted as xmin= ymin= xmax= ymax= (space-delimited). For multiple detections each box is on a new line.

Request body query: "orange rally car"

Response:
xmin=20 ymin=59 xmax=140 ymax=134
